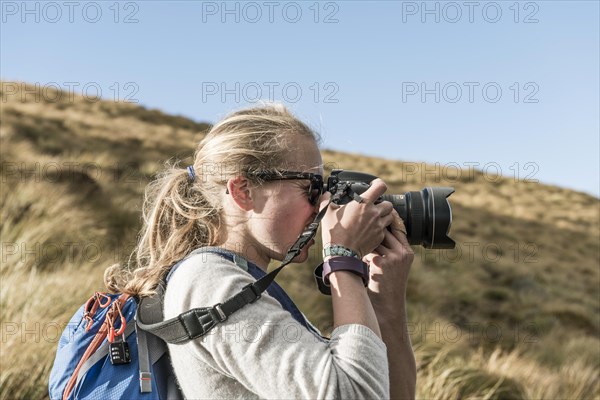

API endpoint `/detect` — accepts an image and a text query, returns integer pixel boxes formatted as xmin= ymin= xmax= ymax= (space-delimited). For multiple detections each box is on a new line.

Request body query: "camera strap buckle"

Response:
xmin=331 ymin=182 xmax=364 ymax=205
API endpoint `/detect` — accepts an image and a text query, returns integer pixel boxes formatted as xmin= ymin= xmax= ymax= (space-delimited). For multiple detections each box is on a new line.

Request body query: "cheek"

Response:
xmin=274 ymin=200 xmax=303 ymax=222
xmin=272 ymin=197 xmax=311 ymax=228
xmin=261 ymin=184 xmax=313 ymax=224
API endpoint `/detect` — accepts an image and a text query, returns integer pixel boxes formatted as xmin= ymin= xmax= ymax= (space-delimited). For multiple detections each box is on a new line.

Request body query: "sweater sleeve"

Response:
xmin=164 ymin=253 xmax=390 ymax=400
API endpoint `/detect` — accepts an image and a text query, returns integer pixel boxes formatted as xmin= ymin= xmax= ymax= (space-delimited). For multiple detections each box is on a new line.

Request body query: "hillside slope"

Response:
xmin=1 ymin=82 xmax=598 ymax=399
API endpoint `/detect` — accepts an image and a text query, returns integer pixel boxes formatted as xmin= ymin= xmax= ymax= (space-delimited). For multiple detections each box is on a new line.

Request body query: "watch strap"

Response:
xmin=313 ymin=263 xmax=332 ymax=295
xmin=314 ymin=256 xmax=369 ymax=295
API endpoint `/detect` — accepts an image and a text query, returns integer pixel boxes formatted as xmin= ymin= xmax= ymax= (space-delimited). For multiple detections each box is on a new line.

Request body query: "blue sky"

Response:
xmin=2 ymin=1 xmax=599 ymax=197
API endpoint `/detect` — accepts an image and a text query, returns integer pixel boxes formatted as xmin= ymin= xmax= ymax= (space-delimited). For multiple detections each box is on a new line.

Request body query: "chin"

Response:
xmin=271 ymin=237 xmax=315 ymax=264
xmin=291 ymin=241 xmax=315 ymax=263
xmin=291 ymin=252 xmax=309 ymax=263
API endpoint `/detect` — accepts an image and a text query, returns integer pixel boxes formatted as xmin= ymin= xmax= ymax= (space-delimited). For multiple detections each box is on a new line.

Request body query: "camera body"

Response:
xmin=325 ymin=169 xmax=455 ymax=249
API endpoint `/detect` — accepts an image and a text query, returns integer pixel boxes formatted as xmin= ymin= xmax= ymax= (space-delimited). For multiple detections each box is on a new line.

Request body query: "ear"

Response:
xmin=226 ymin=176 xmax=254 ymax=212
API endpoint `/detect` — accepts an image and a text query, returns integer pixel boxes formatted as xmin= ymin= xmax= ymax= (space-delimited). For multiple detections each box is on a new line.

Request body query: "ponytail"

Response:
xmin=104 ymin=162 xmax=223 ymax=297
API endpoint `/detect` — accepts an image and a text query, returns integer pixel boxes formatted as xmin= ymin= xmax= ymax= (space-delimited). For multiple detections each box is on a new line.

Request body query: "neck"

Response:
xmin=220 ymin=234 xmax=271 ymax=272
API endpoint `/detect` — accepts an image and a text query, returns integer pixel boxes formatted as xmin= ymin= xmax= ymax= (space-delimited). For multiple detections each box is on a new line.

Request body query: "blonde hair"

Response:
xmin=104 ymin=104 xmax=319 ymax=297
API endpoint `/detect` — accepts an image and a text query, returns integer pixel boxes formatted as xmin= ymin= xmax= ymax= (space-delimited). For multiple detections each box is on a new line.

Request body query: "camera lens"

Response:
xmin=382 ymin=187 xmax=455 ymax=249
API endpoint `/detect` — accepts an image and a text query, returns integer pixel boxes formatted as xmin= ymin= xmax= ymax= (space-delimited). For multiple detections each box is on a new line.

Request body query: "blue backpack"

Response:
xmin=49 ymin=242 xmax=326 ymax=400
xmin=48 ymin=291 xmax=181 ymax=400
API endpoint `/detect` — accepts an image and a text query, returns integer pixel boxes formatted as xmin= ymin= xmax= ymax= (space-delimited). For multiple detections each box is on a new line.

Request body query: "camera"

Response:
xmin=325 ymin=170 xmax=455 ymax=249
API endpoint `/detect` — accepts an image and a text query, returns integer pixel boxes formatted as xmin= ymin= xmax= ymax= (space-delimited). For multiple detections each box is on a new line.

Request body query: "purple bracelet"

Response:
xmin=322 ymin=256 xmax=370 ymax=287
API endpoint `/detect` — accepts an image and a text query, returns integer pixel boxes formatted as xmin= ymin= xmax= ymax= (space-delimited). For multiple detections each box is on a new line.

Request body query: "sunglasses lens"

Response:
xmin=309 ymin=189 xmax=320 ymax=205
xmin=309 ymin=176 xmax=323 ymax=205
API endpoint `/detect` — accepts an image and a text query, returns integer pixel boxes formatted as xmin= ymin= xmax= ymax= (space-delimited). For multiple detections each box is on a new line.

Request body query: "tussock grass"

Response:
xmin=1 ymin=81 xmax=599 ymax=399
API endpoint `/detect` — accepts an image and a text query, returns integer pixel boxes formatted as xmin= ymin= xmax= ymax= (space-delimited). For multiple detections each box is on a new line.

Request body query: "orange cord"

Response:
xmin=107 ymin=300 xmax=126 ymax=343
xmin=83 ymin=292 xmax=114 ymax=332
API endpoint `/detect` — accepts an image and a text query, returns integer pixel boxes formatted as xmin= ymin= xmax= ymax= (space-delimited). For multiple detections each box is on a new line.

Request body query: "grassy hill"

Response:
xmin=1 ymin=81 xmax=598 ymax=399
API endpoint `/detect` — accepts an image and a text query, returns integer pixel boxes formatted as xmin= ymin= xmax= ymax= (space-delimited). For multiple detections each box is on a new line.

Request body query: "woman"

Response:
xmin=106 ymin=104 xmax=416 ymax=399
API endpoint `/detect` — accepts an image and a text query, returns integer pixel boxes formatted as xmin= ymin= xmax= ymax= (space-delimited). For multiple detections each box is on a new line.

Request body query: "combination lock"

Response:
xmin=109 ymin=340 xmax=131 ymax=365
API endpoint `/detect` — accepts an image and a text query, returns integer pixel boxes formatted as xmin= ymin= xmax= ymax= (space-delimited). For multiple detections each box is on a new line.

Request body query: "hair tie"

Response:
xmin=187 ymin=166 xmax=196 ymax=182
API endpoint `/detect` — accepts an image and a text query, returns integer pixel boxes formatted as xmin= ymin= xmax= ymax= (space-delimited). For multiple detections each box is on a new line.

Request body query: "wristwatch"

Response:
xmin=313 ymin=256 xmax=369 ymax=295
xmin=323 ymin=244 xmax=360 ymax=259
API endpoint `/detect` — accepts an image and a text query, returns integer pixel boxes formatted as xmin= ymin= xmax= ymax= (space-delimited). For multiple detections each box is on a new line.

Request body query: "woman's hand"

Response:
xmin=319 ymin=179 xmax=394 ymax=258
xmin=364 ymin=210 xmax=415 ymax=315
xmin=364 ymin=211 xmax=417 ymax=400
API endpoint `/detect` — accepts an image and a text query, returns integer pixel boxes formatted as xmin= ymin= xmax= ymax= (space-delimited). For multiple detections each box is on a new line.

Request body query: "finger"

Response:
xmin=366 ymin=249 xmax=393 ymax=269
xmin=396 ymin=233 xmax=410 ymax=249
xmin=377 ymin=200 xmax=394 ymax=217
xmin=390 ymin=210 xmax=411 ymax=247
xmin=381 ymin=212 xmax=395 ymax=228
xmin=359 ymin=178 xmax=387 ymax=204
xmin=381 ymin=228 xmax=400 ymax=249
xmin=362 ymin=252 xmax=383 ymax=266
xmin=389 ymin=209 xmax=406 ymax=234
xmin=375 ymin=242 xmax=391 ymax=257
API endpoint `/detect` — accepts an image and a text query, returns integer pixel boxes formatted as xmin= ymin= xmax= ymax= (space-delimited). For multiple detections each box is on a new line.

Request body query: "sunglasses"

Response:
xmin=248 ymin=170 xmax=324 ymax=206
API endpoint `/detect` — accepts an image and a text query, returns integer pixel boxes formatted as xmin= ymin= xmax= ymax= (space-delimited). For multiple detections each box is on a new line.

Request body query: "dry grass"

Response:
xmin=1 ymin=81 xmax=599 ymax=399
xmin=416 ymin=341 xmax=599 ymax=399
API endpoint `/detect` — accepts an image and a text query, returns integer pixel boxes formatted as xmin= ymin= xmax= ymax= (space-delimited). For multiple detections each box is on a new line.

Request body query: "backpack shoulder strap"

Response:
xmin=136 ymin=269 xmax=265 ymax=343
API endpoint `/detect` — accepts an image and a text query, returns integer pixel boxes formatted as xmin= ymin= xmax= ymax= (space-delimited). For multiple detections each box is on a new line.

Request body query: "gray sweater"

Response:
xmin=164 ymin=252 xmax=390 ymax=399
